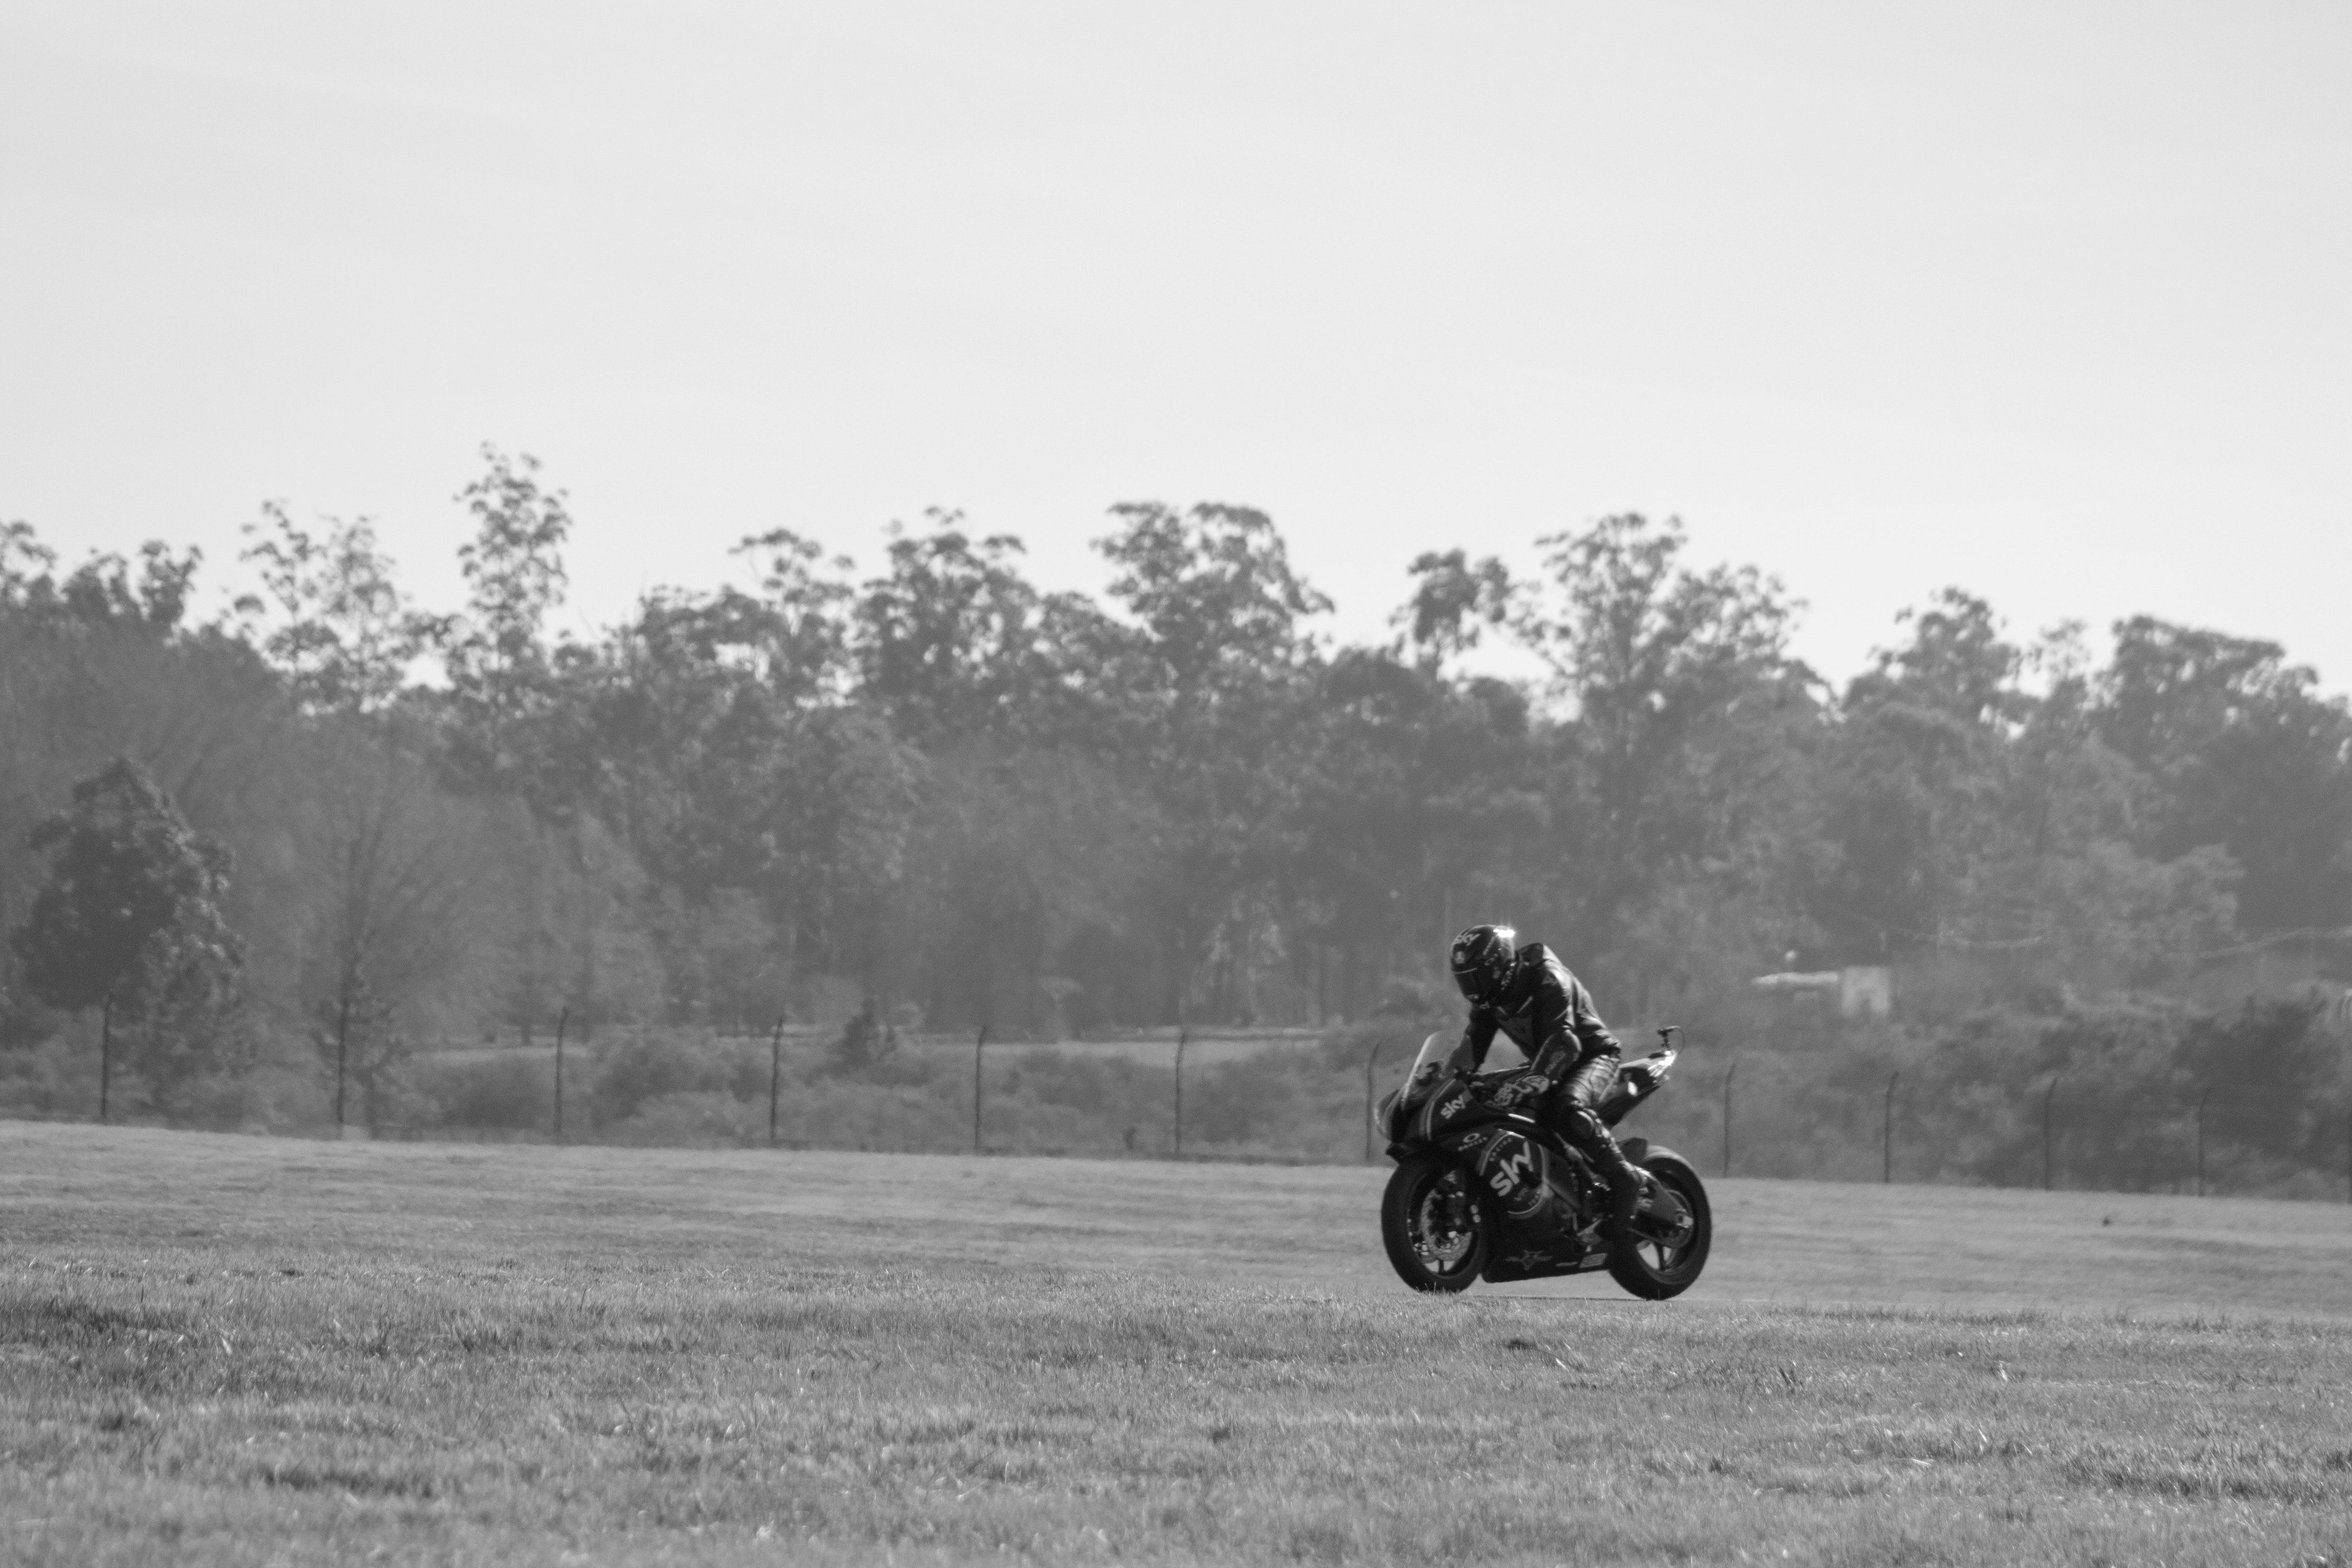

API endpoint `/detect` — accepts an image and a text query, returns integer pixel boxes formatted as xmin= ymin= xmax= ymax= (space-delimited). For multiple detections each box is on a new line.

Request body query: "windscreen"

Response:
xmin=1398 ymin=1029 xmax=1471 ymax=1109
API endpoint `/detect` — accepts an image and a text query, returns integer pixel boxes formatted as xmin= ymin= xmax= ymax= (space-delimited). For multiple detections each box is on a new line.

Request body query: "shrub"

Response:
xmin=421 ymin=1053 xmax=549 ymax=1130
xmin=588 ymin=1031 xmax=719 ymax=1126
xmin=0 ymin=1032 xmax=94 ymax=1118
xmin=608 ymin=1091 xmax=752 ymax=1146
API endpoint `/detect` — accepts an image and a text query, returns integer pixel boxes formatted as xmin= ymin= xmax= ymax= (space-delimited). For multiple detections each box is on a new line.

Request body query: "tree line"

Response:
xmin=3 ymin=447 xmax=2348 ymax=1127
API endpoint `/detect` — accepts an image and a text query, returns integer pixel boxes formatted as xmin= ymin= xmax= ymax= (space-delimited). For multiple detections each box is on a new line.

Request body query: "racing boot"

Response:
xmin=1548 ymin=1091 xmax=1647 ymax=1240
xmin=1598 ymin=1143 xmax=1660 ymax=1238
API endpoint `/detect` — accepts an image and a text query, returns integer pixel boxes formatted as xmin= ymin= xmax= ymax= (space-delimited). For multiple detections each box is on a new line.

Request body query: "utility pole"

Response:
xmin=2195 ymin=1085 xmax=2212 ymax=1198
xmin=2042 ymin=1074 xmax=2061 ymax=1191
xmin=1363 ymin=1042 xmax=1381 ymax=1164
xmin=767 ymin=1016 xmax=784 ymax=1147
xmin=552 ymin=1006 xmax=569 ymax=1145
xmin=1883 ymin=1070 xmax=1899 ymax=1184
xmin=98 ymin=991 xmax=114 ymax=1125
xmin=333 ymin=992 xmax=351 ymax=1132
xmin=972 ymin=1025 xmax=989 ymax=1153
xmin=1173 ymin=1027 xmax=1188 ymax=1160
xmin=1721 ymin=1059 xmax=1736 ymax=1178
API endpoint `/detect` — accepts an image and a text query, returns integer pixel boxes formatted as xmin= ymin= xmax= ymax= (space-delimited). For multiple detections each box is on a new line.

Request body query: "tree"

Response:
xmin=49 ymin=542 xmax=205 ymax=636
xmin=0 ymin=526 xmax=302 ymax=1070
xmin=1816 ymin=591 xmax=2023 ymax=957
xmin=235 ymin=502 xmax=438 ymax=715
xmin=529 ymin=576 xmax=921 ymax=992
xmin=2098 ymin=617 xmax=2352 ymax=935
xmin=856 ymin=513 xmax=1049 ymax=745
xmin=734 ymin=527 xmax=857 ymax=705
xmin=1396 ymin=549 xmax=1514 ymax=671
xmin=541 ymin=585 xmax=780 ymax=893
xmin=1513 ymin=514 xmax=1820 ymax=967
xmin=1291 ymin=647 xmax=1542 ymax=1018
xmin=1096 ymin=502 xmax=1332 ymax=1020
xmin=752 ymin=707 xmax=923 ymax=985
xmin=440 ymin=446 xmax=573 ymax=790
xmin=830 ymin=995 xmax=897 ymax=1074
xmin=0 ymin=519 xmax=58 ymax=610
xmin=1818 ymin=597 xmax=2246 ymax=987
xmin=9 ymin=758 xmax=247 ymax=1112
xmin=296 ymin=731 xmax=501 ymax=1122
xmin=903 ymin=747 xmax=1158 ymax=1034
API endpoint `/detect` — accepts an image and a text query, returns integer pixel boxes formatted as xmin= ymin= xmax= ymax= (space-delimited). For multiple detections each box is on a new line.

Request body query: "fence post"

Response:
xmin=972 ymin=1025 xmax=989 ymax=1153
xmin=98 ymin=990 xmax=114 ymax=1125
xmin=1363 ymin=1042 xmax=1380 ymax=1165
xmin=2042 ymin=1073 xmax=2061 ymax=1191
xmin=331 ymin=992 xmax=351 ymax=1132
xmin=767 ymin=1016 xmax=784 ymax=1147
xmin=1721 ymin=1059 xmax=1736 ymax=1178
xmin=1883 ymin=1070 xmax=1898 ymax=1184
xmin=1173 ymin=1028 xmax=1188 ymax=1160
xmin=552 ymin=1006 xmax=568 ymax=1145
xmin=2195 ymin=1084 xmax=2211 ymax=1197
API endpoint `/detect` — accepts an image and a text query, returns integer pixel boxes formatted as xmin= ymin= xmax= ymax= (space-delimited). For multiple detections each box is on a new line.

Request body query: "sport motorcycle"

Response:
xmin=1372 ymin=1026 xmax=1711 ymax=1298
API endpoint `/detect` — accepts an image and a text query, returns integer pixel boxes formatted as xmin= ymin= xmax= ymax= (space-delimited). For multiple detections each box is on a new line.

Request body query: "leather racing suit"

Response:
xmin=1460 ymin=942 xmax=1646 ymax=1232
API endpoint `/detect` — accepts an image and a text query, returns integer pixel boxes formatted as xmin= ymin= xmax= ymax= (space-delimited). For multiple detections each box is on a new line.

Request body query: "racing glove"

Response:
xmin=1496 ymin=1073 xmax=1551 ymax=1108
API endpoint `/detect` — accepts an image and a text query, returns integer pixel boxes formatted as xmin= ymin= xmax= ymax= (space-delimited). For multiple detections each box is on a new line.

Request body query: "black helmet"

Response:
xmin=1450 ymin=923 xmax=1519 ymax=1006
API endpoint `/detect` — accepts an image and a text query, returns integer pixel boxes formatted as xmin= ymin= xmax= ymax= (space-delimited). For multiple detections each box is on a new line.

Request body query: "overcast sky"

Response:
xmin=4 ymin=1 xmax=2347 ymax=690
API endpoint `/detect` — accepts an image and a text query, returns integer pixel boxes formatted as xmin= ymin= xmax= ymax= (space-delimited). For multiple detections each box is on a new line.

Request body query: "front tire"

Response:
xmin=1381 ymin=1154 xmax=1490 ymax=1293
xmin=1607 ymin=1151 xmax=1711 ymax=1301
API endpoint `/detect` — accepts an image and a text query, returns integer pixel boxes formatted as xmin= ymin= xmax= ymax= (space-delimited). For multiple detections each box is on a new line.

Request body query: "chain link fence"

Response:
xmin=354 ymin=1020 xmax=2352 ymax=1203
xmin=23 ymin=1012 xmax=2349 ymax=1203
xmin=1622 ymin=1058 xmax=2352 ymax=1201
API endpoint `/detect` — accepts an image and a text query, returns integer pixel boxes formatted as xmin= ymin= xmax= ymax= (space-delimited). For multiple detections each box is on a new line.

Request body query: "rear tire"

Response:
xmin=1381 ymin=1154 xmax=1490 ymax=1293
xmin=1606 ymin=1151 xmax=1710 ymax=1301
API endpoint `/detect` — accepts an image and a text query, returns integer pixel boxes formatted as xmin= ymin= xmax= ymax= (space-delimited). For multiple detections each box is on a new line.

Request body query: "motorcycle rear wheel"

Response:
xmin=1606 ymin=1151 xmax=1711 ymax=1301
xmin=1381 ymin=1154 xmax=1490 ymax=1293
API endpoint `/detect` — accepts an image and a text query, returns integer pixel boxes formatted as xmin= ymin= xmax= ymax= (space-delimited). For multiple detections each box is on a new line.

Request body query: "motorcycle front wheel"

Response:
xmin=1381 ymin=1154 xmax=1490 ymax=1293
xmin=1607 ymin=1150 xmax=1711 ymax=1301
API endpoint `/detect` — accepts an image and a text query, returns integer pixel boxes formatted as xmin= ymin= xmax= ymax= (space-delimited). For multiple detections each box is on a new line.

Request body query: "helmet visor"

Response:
xmin=1449 ymin=924 xmax=1514 ymax=1006
xmin=1450 ymin=948 xmax=1500 ymax=1004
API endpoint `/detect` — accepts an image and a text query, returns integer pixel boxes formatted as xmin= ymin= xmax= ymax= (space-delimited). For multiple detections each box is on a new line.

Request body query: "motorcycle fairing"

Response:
xmin=1597 ymin=1048 xmax=1676 ymax=1127
xmin=1472 ymin=1128 xmax=1551 ymax=1219
xmin=1427 ymin=1122 xmax=1609 ymax=1284
xmin=1479 ymin=1173 xmax=1611 ymax=1284
xmin=1416 ymin=1080 xmax=1486 ymax=1143
xmin=1388 ymin=1032 xmax=1676 ymax=1137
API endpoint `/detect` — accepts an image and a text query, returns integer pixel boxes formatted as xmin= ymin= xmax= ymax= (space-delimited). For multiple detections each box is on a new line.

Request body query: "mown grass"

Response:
xmin=3 ymin=1124 xmax=2350 ymax=1566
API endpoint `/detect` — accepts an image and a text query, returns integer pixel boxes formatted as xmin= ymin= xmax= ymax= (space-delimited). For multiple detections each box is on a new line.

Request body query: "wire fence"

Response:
xmin=372 ymin=1025 xmax=2352 ymax=1205
xmin=28 ymin=1018 xmax=2352 ymax=1204
xmin=1620 ymin=1060 xmax=2352 ymax=1203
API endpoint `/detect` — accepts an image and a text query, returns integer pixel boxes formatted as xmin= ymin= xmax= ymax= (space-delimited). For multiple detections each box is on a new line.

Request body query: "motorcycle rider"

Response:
xmin=1448 ymin=923 xmax=1648 ymax=1236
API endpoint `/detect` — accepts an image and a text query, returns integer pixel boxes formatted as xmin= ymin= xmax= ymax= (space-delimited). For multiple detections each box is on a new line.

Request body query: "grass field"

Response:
xmin=5 ymin=1124 xmax=2351 ymax=1566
